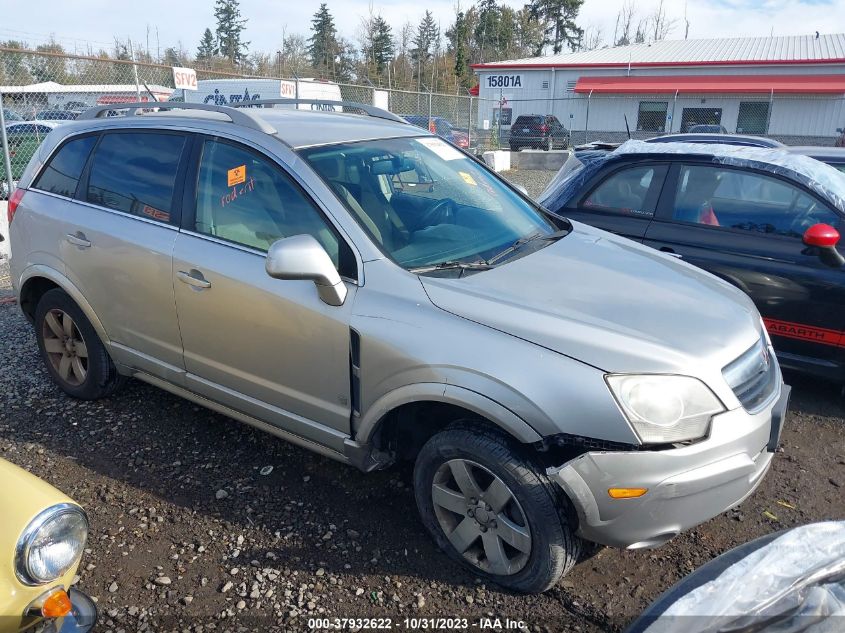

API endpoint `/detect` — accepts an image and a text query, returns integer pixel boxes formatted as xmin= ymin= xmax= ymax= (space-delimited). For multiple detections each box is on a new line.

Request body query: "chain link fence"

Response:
xmin=0 ymin=49 xmax=484 ymax=199
xmin=473 ymin=93 xmax=845 ymax=150
xmin=3 ymin=48 xmax=845 ymax=200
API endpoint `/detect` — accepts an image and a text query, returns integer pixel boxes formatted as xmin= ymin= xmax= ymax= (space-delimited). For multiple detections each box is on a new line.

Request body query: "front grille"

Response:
xmin=722 ymin=335 xmax=778 ymax=412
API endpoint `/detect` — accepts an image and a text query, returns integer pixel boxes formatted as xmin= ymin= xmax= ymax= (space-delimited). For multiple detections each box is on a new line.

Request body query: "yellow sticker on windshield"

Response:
xmin=228 ymin=165 xmax=246 ymax=187
xmin=459 ymin=171 xmax=477 ymax=186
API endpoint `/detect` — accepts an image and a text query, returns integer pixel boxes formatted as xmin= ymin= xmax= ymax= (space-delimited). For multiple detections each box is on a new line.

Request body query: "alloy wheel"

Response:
xmin=41 ymin=309 xmax=88 ymax=386
xmin=431 ymin=459 xmax=532 ymax=575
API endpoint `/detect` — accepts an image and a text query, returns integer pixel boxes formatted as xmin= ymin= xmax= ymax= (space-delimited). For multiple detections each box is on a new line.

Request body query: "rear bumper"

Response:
xmin=548 ymin=384 xmax=789 ymax=549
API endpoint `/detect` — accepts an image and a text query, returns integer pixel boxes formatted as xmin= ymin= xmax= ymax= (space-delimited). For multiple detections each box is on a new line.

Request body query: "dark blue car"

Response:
xmin=540 ymin=141 xmax=845 ymax=381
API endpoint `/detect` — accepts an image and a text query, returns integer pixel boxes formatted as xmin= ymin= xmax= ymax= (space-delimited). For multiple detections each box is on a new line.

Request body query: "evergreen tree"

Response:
xmin=446 ymin=11 xmax=469 ymax=81
xmin=214 ymin=0 xmax=249 ymax=65
xmin=370 ymin=15 xmax=394 ymax=73
xmin=411 ymin=11 xmax=439 ymax=65
xmin=309 ymin=3 xmax=340 ymax=76
xmin=474 ymin=0 xmax=500 ymax=62
xmin=196 ymin=28 xmax=216 ymax=61
xmin=163 ymin=46 xmax=181 ymax=66
xmin=531 ymin=0 xmax=584 ymax=54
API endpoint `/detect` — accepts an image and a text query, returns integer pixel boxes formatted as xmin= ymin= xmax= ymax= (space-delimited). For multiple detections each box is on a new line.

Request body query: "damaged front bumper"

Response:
xmin=548 ymin=385 xmax=789 ymax=549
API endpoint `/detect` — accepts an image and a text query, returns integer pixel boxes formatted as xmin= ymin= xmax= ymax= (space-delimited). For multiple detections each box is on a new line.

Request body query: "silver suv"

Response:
xmin=8 ymin=100 xmax=789 ymax=593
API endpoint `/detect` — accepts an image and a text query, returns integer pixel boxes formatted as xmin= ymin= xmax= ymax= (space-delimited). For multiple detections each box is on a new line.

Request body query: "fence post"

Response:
xmin=670 ymin=90 xmax=679 ymax=133
xmin=766 ymin=89 xmax=774 ymax=135
xmin=468 ymin=96 xmax=473 ymax=151
xmin=0 ymin=92 xmax=14 ymax=200
xmin=584 ymin=90 xmax=593 ymax=145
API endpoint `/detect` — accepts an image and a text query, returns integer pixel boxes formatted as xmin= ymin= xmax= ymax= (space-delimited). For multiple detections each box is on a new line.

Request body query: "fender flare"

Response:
xmin=355 ymin=382 xmax=543 ymax=446
xmin=18 ymin=265 xmax=111 ymax=345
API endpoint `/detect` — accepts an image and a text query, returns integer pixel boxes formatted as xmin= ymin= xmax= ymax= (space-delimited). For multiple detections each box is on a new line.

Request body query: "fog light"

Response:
xmin=608 ymin=487 xmax=648 ymax=499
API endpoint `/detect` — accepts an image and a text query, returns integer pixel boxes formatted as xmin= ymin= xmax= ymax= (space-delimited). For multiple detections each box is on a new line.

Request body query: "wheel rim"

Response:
xmin=41 ymin=309 xmax=88 ymax=386
xmin=431 ymin=459 xmax=532 ymax=576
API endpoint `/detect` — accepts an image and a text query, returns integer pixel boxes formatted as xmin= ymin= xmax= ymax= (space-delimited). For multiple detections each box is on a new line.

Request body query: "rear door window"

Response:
xmin=33 ymin=135 xmax=98 ymax=198
xmin=671 ymin=165 xmax=840 ymax=237
xmin=85 ymin=132 xmax=186 ymax=223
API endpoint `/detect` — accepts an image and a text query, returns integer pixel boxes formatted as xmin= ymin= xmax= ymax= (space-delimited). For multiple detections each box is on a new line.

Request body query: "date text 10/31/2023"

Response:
xmin=307 ymin=617 xmax=528 ymax=630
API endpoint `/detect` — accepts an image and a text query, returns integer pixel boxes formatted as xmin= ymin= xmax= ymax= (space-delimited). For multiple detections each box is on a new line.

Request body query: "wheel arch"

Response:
xmin=344 ymin=383 xmax=544 ymax=471
xmin=18 ymin=265 xmax=111 ymax=345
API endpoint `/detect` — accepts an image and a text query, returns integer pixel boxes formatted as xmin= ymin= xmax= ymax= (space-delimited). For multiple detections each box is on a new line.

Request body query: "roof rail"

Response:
xmin=229 ymin=99 xmax=408 ymax=125
xmin=78 ymin=102 xmax=277 ymax=134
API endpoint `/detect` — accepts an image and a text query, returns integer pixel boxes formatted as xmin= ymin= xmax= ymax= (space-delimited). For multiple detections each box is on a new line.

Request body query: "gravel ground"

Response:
xmin=1 ymin=171 xmax=844 ymax=632
xmin=500 ymin=170 xmax=558 ymax=200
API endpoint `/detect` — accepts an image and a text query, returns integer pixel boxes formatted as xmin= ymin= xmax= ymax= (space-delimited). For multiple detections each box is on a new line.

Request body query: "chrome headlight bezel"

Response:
xmin=605 ymin=374 xmax=726 ymax=445
xmin=15 ymin=503 xmax=88 ymax=586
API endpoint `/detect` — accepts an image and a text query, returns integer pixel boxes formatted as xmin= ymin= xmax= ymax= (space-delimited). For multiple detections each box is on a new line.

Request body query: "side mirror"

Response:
xmin=837 ymin=128 xmax=844 ymax=134
xmin=265 ymin=234 xmax=347 ymax=306
xmin=803 ymin=223 xmax=845 ymax=267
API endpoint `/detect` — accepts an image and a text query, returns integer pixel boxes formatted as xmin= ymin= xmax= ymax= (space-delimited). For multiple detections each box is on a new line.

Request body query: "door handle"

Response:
xmin=176 ymin=270 xmax=211 ymax=289
xmin=659 ymin=246 xmax=683 ymax=259
xmin=65 ymin=233 xmax=91 ymax=248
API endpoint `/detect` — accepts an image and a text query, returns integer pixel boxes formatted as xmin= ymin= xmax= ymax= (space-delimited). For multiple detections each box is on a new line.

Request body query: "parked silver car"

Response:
xmin=8 ymin=100 xmax=789 ymax=593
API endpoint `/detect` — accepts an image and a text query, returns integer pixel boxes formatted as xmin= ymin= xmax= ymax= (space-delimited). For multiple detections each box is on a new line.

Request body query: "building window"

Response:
xmin=636 ymin=101 xmax=668 ymax=132
xmin=737 ymin=102 xmax=769 ymax=135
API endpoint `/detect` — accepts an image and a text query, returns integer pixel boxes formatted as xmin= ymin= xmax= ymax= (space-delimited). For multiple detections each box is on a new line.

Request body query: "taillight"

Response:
xmin=7 ymin=187 xmax=25 ymax=225
xmin=539 ymin=125 xmax=549 ymax=133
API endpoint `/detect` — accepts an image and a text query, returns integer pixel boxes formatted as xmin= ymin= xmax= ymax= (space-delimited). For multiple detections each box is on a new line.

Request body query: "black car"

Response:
xmin=509 ymin=115 xmax=569 ymax=151
xmin=540 ymin=142 xmax=845 ymax=381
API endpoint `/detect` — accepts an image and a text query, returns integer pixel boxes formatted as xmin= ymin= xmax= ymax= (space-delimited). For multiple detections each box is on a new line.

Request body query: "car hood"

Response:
xmin=419 ymin=222 xmax=761 ymax=375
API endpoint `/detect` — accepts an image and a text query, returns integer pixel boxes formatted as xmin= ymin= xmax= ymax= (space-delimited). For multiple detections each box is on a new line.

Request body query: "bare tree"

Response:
xmin=648 ymin=0 xmax=676 ymax=42
xmin=579 ymin=24 xmax=604 ymax=51
xmin=613 ymin=0 xmax=637 ymax=46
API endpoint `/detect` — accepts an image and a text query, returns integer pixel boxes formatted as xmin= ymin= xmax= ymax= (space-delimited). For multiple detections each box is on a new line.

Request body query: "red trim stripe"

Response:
xmin=572 ymin=74 xmax=845 ymax=95
xmin=763 ymin=318 xmax=845 ymax=347
xmin=471 ymin=58 xmax=845 ymax=70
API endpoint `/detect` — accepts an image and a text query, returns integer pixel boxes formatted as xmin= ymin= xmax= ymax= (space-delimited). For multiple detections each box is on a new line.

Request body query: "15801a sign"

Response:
xmin=486 ymin=74 xmax=523 ymax=89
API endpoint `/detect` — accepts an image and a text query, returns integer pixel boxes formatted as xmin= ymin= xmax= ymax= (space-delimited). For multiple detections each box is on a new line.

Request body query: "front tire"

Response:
xmin=35 ymin=288 xmax=125 ymax=400
xmin=414 ymin=424 xmax=581 ymax=593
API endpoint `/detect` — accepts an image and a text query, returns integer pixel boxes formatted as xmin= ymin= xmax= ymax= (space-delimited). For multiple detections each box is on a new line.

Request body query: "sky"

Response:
xmin=0 ymin=0 xmax=843 ymax=58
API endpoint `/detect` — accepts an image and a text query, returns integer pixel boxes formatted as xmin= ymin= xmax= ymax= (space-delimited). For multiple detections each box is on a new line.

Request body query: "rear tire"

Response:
xmin=414 ymin=423 xmax=581 ymax=593
xmin=35 ymin=288 xmax=125 ymax=400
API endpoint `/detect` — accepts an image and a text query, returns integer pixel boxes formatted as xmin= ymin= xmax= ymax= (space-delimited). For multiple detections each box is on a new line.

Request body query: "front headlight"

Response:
xmin=16 ymin=504 xmax=88 ymax=585
xmin=606 ymin=374 xmax=725 ymax=444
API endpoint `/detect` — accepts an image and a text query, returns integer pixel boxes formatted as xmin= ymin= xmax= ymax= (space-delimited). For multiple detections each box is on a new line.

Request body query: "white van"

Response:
xmin=186 ymin=79 xmax=343 ymax=110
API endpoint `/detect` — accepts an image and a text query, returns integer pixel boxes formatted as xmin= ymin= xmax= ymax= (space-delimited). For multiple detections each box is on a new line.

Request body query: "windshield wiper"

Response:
xmin=409 ymin=260 xmax=494 ymax=276
xmin=485 ymin=228 xmax=571 ymax=266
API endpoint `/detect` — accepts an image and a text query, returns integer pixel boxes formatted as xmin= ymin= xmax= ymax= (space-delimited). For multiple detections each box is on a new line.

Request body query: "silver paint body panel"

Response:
xmin=10 ymin=109 xmax=784 ymax=549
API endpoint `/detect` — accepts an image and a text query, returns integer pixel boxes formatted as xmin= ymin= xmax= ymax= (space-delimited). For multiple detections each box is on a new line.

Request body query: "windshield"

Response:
xmin=300 ymin=136 xmax=559 ymax=269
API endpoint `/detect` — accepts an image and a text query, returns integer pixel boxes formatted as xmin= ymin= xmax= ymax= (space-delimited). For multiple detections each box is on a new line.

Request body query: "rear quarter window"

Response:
xmin=32 ymin=135 xmax=98 ymax=198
